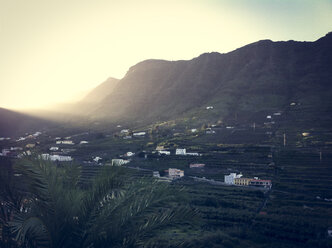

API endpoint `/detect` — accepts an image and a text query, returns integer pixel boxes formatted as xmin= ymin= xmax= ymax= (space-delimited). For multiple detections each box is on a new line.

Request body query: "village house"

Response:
xmin=133 ymin=132 xmax=146 ymax=137
xmin=11 ymin=147 xmax=23 ymax=151
xmin=80 ymin=141 xmax=89 ymax=144
xmin=224 ymin=173 xmax=243 ymax=185
xmin=206 ymin=106 xmax=214 ymax=110
xmin=0 ymin=149 xmax=10 ymax=156
xmin=49 ymin=147 xmax=59 ymax=151
xmin=56 ymin=140 xmax=74 ymax=145
xmin=166 ymin=168 xmax=184 ymax=179
xmin=186 ymin=152 xmax=200 ymax=156
xmin=120 ymin=129 xmax=129 ymax=134
xmin=206 ymin=130 xmax=216 ymax=134
xmin=158 ymin=150 xmax=170 ymax=155
xmin=155 ymin=145 xmax=165 ymax=151
xmin=176 ymin=148 xmax=186 ymax=155
xmin=111 ymin=159 xmax=130 ymax=166
xmin=126 ymin=152 xmax=135 ymax=157
xmin=189 ymin=163 xmax=205 ymax=168
xmin=152 ymin=171 xmax=160 ymax=178
xmin=234 ymin=177 xmax=252 ymax=186
xmin=249 ymin=179 xmax=272 ymax=189
xmin=41 ymin=154 xmax=73 ymax=162
xmin=93 ymin=157 xmax=102 ymax=163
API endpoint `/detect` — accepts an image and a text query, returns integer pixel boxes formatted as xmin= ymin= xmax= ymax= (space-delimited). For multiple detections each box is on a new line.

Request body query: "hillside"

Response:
xmin=83 ymin=32 xmax=332 ymax=125
xmin=0 ymin=108 xmax=54 ymax=137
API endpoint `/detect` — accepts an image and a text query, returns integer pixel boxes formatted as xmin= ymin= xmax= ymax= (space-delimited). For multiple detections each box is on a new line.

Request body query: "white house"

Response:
xmin=206 ymin=106 xmax=214 ymax=110
xmin=0 ymin=149 xmax=10 ymax=156
xmin=41 ymin=154 xmax=72 ymax=162
xmin=93 ymin=157 xmax=102 ymax=162
xmin=206 ymin=130 xmax=216 ymax=134
xmin=111 ymin=159 xmax=130 ymax=166
xmin=126 ymin=152 xmax=135 ymax=157
xmin=224 ymin=173 xmax=242 ymax=185
xmin=49 ymin=147 xmax=59 ymax=151
xmin=133 ymin=132 xmax=146 ymax=136
xmin=191 ymin=129 xmax=198 ymax=133
xmin=186 ymin=152 xmax=200 ymax=156
xmin=176 ymin=148 xmax=186 ymax=155
xmin=80 ymin=141 xmax=89 ymax=144
xmin=158 ymin=150 xmax=170 ymax=155
xmin=168 ymin=168 xmax=184 ymax=179
xmin=153 ymin=171 xmax=160 ymax=178
xmin=56 ymin=140 xmax=74 ymax=145
xmin=266 ymin=115 xmax=272 ymax=119
xmin=120 ymin=129 xmax=129 ymax=134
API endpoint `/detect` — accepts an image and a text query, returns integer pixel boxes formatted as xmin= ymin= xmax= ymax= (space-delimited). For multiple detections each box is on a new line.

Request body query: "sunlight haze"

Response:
xmin=1 ymin=0 xmax=332 ymax=109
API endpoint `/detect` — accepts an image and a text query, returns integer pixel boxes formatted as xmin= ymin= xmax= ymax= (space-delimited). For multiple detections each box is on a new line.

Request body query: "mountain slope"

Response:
xmin=85 ymin=32 xmax=332 ymax=124
xmin=0 ymin=108 xmax=54 ymax=137
xmin=82 ymin=77 xmax=119 ymax=104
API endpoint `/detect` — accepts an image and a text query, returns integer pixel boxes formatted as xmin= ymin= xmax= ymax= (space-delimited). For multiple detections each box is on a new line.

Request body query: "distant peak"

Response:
xmin=316 ymin=31 xmax=332 ymax=42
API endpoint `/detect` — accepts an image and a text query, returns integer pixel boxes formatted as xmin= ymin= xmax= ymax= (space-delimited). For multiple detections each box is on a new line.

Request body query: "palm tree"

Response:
xmin=4 ymin=157 xmax=193 ymax=248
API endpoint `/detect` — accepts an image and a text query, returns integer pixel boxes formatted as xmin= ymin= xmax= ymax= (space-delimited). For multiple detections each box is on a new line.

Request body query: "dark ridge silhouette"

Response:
xmin=0 ymin=108 xmax=54 ymax=137
xmin=79 ymin=32 xmax=332 ymax=123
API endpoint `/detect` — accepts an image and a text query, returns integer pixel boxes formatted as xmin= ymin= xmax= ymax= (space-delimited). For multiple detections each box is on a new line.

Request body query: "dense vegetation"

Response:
xmin=0 ymin=158 xmax=194 ymax=248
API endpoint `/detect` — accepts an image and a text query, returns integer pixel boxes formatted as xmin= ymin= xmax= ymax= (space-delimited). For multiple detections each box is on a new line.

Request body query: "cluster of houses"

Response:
xmin=118 ymin=128 xmax=147 ymax=139
xmin=152 ymin=168 xmax=184 ymax=181
xmin=40 ymin=154 xmax=73 ymax=162
xmin=224 ymin=173 xmax=272 ymax=189
xmin=155 ymin=146 xmax=200 ymax=156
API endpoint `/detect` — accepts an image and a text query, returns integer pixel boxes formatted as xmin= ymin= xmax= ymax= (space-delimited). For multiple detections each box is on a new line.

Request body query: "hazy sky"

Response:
xmin=1 ymin=0 xmax=332 ymax=109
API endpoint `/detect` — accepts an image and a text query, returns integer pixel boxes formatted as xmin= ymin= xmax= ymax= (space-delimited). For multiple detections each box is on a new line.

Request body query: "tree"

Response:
xmin=2 ymin=157 xmax=193 ymax=248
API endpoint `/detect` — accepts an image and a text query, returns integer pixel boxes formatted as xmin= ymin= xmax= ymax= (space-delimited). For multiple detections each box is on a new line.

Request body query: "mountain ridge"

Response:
xmin=80 ymin=32 xmax=331 ymax=124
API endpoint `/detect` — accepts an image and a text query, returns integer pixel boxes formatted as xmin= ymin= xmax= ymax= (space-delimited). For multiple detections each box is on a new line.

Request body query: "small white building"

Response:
xmin=186 ymin=152 xmax=200 ymax=156
xmin=111 ymin=159 xmax=130 ymax=166
xmin=153 ymin=171 xmax=160 ymax=178
xmin=206 ymin=130 xmax=216 ymax=134
xmin=33 ymin=132 xmax=42 ymax=137
xmin=224 ymin=173 xmax=243 ymax=185
xmin=266 ymin=115 xmax=272 ymax=119
xmin=56 ymin=140 xmax=74 ymax=145
xmin=126 ymin=152 xmax=135 ymax=157
xmin=206 ymin=106 xmax=214 ymax=110
xmin=176 ymin=148 xmax=186 ymax=155
xmin=120 ymin=129 xmax=129 ymax=134
xmin=41 ymin=154 xmax=73 ymax=162
xmin=80 ymin=141 xmax=89 ymax=144
xmin=190 ymin=163 xmax=205 ymax=168
xmin=93 ymin=157 xmax=102 ymax=162
xmin=158 ymin=150 xmax=170 ymax=155
xmin=49 ymin=147 xmax=59 ymax=151
xmin=0 ymin=149 xmax=10 ymax=156
xmin=168 ymin=168 xmax=184 ymax=179
xmin=133 ymin=132 xmax=146 ymax=136
xmin=191 ymin=129 xmax=198 ymax=133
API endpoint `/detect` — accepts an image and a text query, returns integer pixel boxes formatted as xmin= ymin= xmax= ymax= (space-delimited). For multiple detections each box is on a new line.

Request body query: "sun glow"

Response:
xmin=1 ymin=0 xmax=332 ymax=110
